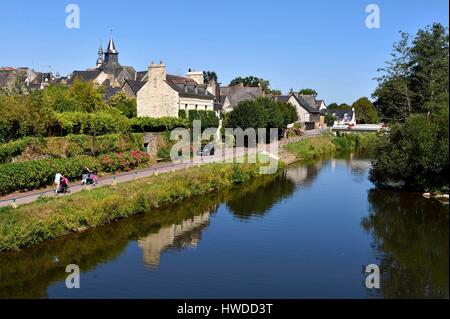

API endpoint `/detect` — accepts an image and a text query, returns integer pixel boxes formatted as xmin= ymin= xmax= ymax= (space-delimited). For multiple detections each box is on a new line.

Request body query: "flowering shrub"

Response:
xmin=0 ymin=150 xmax=151 ymax=195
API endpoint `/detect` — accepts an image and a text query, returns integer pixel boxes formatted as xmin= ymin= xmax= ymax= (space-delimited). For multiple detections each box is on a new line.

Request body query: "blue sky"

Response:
xmin=0 ymin=0 xmax=448 ymax=104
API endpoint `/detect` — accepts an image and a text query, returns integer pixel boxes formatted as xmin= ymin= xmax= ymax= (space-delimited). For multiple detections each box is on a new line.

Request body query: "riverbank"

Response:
xmin=0 ymin=161 xmax=270 ymax=252
xmin=284 ymin=133 xmax=378 ymax=163
xmin=0 ymin=132 xmax=369 ymax=252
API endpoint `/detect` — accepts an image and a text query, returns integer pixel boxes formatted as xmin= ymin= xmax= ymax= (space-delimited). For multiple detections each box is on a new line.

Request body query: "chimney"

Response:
xmin=206 ymin=78 xmax=217 ymax=97
xmin=204 ymin=84 xmax=208 ymax=96
xmin=186 ymin=69 xmax=204 ymax=85
xmin=194 ymin=84 xmax=198 ymax=94
xmin=184 ymin=81 xmax=188 ymax=93
xmin=148 ymin=61 xmax=166 ymax=86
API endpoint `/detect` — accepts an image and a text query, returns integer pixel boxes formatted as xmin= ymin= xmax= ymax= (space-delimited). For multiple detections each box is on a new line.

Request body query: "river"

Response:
xmin=0 ymin=152 xmax=448 ymax=299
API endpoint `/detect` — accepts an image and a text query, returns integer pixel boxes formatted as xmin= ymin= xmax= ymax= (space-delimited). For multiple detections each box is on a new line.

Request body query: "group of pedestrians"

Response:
xmin=54 ymin=167 xmax=98 ymax=194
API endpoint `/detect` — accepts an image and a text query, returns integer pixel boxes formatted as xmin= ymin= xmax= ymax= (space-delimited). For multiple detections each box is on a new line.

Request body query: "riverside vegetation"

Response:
xmin=0 ymin=161 xmax=268 ymax=252
xmin=284 ymin=133 xmax=378 ymax=162
xmin=370 ymin=23 xmax=449 ymax=193
xmin=0 ymin=132 xmax=379 ymax=251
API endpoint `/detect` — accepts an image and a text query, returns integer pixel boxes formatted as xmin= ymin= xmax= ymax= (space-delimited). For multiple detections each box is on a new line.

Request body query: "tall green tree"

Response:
xmin=69 ymin=79 xmax=106 ymax=113
xmin=373 ymin=23 xmax=449 ymax=120
xmin=224 ymin=99 xmax=268 ymax=131
xmin=224 ymin=97 xmax=297 ymax=131
xmin=352 ymin=97 xmax=380 ymax=124
xmin=410 ymin=23 xmax=449 ymax=117
xmin=109 ymin=92 xmax=137 ymax=118
xmin=370 ymin=23 xmax=449 ymax=192
xmin=373 ymin=32 xmax=414 ymax=120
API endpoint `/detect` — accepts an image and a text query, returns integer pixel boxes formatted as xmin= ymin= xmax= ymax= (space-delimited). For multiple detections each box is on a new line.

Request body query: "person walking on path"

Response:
xmin=82 ymin=167 xmax=93 ymax=186
xmin=54 ymin=173 xmax=62 ymax=193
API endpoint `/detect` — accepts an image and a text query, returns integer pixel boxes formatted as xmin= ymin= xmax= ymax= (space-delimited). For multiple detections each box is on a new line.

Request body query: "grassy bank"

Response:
xmin=0 ymin=162 xmax=264 ymax=252
xmin=284 ymin=133 xmax=378 ymax=162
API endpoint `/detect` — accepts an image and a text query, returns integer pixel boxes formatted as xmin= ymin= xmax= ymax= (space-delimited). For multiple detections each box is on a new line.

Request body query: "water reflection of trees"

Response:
xmin=362 ymin=190 xmax=449 ymax=298
xmin=226 ymin=164 xmax=320 ymax=220
xmin=0 ymin=195 xmax=221 ymax=299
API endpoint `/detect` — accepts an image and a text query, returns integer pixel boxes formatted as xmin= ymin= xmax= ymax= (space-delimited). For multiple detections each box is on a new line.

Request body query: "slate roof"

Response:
xmin=273 ymin=95 xmax=290 ymax=103
xmin=103 ymin=86 xmax=121 ymax=100
xmin=136 ymin=71 xmax=147 ymax=82
xmin=124 ymin=79 xmax=145 ymax=95
xmin=292 ymin=94 xmax=320 ymax=114
xmin=165 ymin=74 xmax=214 ymax=100
xmin=70 ymin=70 xmax=102 ymax=83
xmin=220 ymin=86 xmax=263 ymax=108
xmin=316 ymin=99 xmax=325 ymax=108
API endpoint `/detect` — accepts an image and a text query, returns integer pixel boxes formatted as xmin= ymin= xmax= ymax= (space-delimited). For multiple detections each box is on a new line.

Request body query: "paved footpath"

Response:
xmin=0 ymin=130 xmax=324 ymax=208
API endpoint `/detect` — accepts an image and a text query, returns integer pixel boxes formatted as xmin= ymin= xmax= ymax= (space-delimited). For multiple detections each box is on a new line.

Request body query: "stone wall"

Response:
xmin=137 ymin=63 xmax=179 ymax=118
xmin=144 ymin=132 xmax=166 ymax=157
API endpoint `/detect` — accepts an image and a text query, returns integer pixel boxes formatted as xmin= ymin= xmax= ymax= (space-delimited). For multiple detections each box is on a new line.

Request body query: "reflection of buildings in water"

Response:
xmin=138 ymin=212 xmax=211 ymax=269
xmin=345 ymin=154 xmax=372 ymax=175
xmin=285 ymin=162 xmax=321 ymax=186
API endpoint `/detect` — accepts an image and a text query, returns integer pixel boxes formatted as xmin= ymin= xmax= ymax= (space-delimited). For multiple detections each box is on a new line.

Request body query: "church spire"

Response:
xmin=106 ymin=32 xmax=118 ymax=54
xmin=96 ymin=42 xmax=104 ymax=68
xmin=101 ymin=31 xmax=121 ymax=72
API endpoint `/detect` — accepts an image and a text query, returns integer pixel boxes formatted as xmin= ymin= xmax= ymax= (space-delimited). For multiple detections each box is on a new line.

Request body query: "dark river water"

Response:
xmin=0 ymin=153 xmax=448 ymax=299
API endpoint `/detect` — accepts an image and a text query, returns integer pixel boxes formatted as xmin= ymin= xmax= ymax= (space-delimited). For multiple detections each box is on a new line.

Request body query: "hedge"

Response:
xmin=0 ymin=137 xmax=41 ymax=163
xmin=51 ymin=111 xmax=131 ymax=136
xmin=0 ymin=150 xmax=151 ymax=195
xmin=130 ymin=117 xmax=190 ymax=132
xmin=0 ymin=133 xmax=144 ymax=163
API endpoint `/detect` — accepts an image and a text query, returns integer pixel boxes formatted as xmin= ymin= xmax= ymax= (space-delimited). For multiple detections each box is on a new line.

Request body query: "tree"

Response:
xmin=352 ymin=97 xmax=380 ymax=124
xmin=224 ymin=99 xmax=268 ymax=131
xmin=43 ymin=84 xmax=75 ymax=112
xmin=370 ymin=110 xmax=448 ymax=192
xmin=109 ymin=92 xmax=137 ymax=118
xmin=224 ymin=97 xmax=298 ymax=139
xmin=373 ymin=23 xmax=449 ymax=120
xmin=229 ymin=76 xmax=271 ymax=94
xmin=324 ymin=113 xmax=336 ymax=126
xmin=370 ymin=24 xmax=449 ymax=191
xmin=298 ymin=88 xmax=318 ymax=97
xmin=373 ymin=32 xmax=414 ymax=120
xmin=337 ymin=103 xmax=352 ymax=110
xmin=269 ymin=89 xmax=282 ymax=96
xmin=410 ymin=23 xmax=449 ymax=117
xmin=69 ymin=78 xmax=106 ymax=113
xmin=326 ymin=102 xmax=339 ymax=109
xmin=203 ymin=71 xmax=218 ymax=83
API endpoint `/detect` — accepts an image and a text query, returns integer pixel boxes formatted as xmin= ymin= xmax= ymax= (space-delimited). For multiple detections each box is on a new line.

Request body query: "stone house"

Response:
xmin=0 ymin=67 xmax=66 ymax=93
xmin=137 ymin=62 xmax=215 ymax=118
xmin=274 ymin=93 xmax=321 ymax=130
